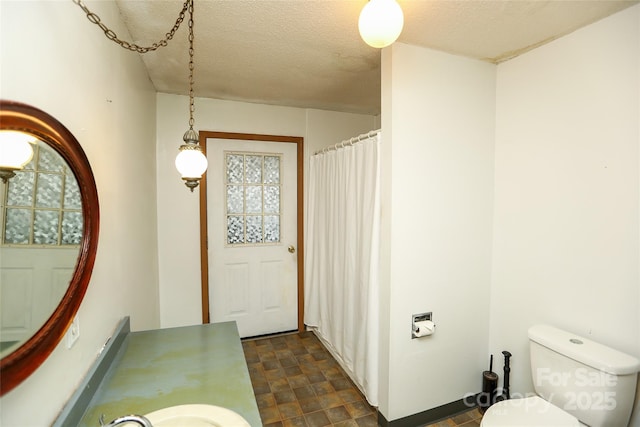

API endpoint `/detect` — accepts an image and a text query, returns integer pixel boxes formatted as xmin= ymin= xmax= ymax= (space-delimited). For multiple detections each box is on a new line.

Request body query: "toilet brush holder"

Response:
xmin=479 ymin=354 xmax=498 ymax=413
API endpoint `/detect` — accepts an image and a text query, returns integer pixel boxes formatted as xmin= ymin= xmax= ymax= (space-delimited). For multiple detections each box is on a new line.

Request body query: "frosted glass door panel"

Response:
xmin=224 ymin=152 xmax=282 ymax=246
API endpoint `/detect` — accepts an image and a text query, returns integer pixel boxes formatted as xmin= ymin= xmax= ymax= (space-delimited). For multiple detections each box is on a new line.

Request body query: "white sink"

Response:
xmin=144 ymin=404 xmax=251 ymax=427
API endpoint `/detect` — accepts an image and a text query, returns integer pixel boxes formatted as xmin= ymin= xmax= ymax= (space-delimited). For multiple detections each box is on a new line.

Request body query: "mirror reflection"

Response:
xmin=0 ymin=137 xmax=82 ymax=358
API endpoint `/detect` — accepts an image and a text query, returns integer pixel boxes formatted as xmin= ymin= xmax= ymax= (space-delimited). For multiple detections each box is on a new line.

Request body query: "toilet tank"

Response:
xmin=528 ymin=325 xmax=640 ymax=427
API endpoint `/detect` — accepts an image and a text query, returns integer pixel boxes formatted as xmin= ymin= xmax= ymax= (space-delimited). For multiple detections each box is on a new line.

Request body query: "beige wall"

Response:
xmin=0 ymin=1 xmax=159 ymax=425
xmin=380 ymin=43 xmax=496 ymax=420
xmin=490 ymin=4 xmax=640 ymax=424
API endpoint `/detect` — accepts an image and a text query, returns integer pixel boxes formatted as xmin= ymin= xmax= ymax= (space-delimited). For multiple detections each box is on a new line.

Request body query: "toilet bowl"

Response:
xmin=480 ymin=325 xmax=640 ymax=427
xmin=480 ymin=396 xmax=584 ymax=427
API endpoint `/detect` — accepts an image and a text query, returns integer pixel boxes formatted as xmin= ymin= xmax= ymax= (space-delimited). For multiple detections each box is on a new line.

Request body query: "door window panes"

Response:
xmin=264 ymin=215 xmax=280 ymax=243
xmin=35 ymin=173 xmax=63 ymax=208
xmin=264 ymin=156 xmax=280 ymax=184
xmin=1 ymin=141 xmax=82 ymax=246
xmin=34 ymin=210 xmax=60 ymax=244
xmin=245 ymin=155 xmax=262 ymax=184
xmin=245 ymin=186 xmax=262 ymax=214
xmin=4 ymin=209 xmax=32 ymax=244
xmin=226 ymin=154 xmax=243 ymax=184
xmin=264 ymin=186 xmax=280 ymax=214
xmin=246 ymin=216 xmax=263 ymax=244
xmin=226 ymin=185 xmax=243 ymax=214
xmin=225 ymin=151 xmax=282 ymax=245
xmin=227 ymin=215 xmax=244 ymax=244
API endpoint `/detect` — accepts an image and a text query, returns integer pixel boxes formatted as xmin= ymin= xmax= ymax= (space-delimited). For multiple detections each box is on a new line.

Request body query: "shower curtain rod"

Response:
xmin=313 ymin=129 xmax=381 ymax=156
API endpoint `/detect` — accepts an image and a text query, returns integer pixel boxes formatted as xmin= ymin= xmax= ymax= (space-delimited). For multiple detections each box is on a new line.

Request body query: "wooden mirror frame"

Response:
xmin=0 ymin=100 xmax=99 ymax=396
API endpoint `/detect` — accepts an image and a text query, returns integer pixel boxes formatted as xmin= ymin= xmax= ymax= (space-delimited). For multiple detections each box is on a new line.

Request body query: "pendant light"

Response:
xmin=74 ymin=0 xmax=207 ymax=192
xmin=0 ymin=131 xmax=35 ymax=183
xmin=174 ymin=0 xmax=208 ymax=191
xmin=358 ymin=0 xmax=404 ymax=48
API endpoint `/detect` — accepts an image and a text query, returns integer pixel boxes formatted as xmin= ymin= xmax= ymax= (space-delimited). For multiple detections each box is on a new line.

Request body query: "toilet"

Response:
xmin=481 ymin=325 xmax=640 ymax=427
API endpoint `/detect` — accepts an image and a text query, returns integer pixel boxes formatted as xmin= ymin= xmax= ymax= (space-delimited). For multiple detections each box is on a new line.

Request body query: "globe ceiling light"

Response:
xmin=358 ymin=0 xmax=404 ymax=48
xmin=0 ymin=131 xmax=35 ymax=183
xmin=175 ymin=127 xmax=208 ymax=191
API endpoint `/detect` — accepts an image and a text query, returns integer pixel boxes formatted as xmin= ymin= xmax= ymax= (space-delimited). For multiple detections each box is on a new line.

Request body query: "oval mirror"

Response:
xmin=0 ymin=100 xmax=99 ymax=396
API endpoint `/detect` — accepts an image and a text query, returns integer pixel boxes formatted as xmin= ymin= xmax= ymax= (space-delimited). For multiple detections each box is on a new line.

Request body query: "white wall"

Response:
xmin=156 ymin=94 xmax=377 ymax=328
xmin=380 ymin=43 xmax=496 ymax=421
xmin=0 ymin=1 xmax=159 ymax=425
xmin=489 ymin=2 xmax=640 ymax=422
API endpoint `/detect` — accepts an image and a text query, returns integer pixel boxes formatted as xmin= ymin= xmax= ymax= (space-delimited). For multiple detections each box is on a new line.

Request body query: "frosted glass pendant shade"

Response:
xmin=175 ymin=145 xmax=208 ymax=179
xmin=175 ymin=126 xmax=208 ymax=191
xmin=0 ymin=131 xmax=35 ymax=170
xmin=358 ymin=0 xmax=404 ymax=48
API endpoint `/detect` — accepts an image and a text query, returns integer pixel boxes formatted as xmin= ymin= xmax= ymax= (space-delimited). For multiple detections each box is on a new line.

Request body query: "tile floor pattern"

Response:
xmin=242 ymin=331 xmax=482 ymax=427
xmin=242 ymin=331 xmax=377 ymax=426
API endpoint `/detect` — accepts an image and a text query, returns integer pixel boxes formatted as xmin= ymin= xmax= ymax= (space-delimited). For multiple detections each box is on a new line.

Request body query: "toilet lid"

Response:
xmin=480 ymin=396 xmax=580 ymax=427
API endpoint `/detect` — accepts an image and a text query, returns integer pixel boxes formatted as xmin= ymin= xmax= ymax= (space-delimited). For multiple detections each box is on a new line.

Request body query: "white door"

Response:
xmin=0 ymin=247 xmax=77 ymax=346
xmin=207 ymin=138 xmax=298 ymax=338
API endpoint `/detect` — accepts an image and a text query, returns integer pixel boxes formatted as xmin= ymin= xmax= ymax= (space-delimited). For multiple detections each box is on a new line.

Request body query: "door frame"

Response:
xmin=199 ymin=131 xmax=305 ymax=333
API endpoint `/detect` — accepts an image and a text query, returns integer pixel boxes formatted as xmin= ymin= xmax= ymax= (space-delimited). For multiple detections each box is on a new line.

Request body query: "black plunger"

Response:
xmin=502 ymin=351 xmax=512 ymax=400
xmin=480 ymin=354 xmax=498 ymax=413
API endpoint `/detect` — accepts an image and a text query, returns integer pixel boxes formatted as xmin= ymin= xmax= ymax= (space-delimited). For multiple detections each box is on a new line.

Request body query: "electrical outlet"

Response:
xmin=66 ymin=316 xmax=80 ymax=349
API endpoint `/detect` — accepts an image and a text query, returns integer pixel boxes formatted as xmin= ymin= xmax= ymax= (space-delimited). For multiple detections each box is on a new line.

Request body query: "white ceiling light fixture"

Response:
xmin=0 ymin=131 xmax=35 ymax=183
xmin=358 ymin=0 xmax=404 ymax=48
xmin=74 ymin=0 xmax=207 ymax=192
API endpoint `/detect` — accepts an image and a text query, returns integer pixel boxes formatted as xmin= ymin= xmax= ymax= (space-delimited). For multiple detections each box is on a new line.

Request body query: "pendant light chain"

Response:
xmin=72 ymin=0 xmax=190 ymax=53
xmin=188 ymin=0 xmax=195 ymax=129
xmin=73 ymin=0 xmax=207 ymax=190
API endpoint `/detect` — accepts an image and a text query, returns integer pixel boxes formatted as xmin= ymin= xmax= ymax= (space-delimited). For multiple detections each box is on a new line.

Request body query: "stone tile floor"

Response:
xmin=242 ymin=331 xmax=481 ymax=427
xmin=242 ymin=331 xmax=377 ymax=426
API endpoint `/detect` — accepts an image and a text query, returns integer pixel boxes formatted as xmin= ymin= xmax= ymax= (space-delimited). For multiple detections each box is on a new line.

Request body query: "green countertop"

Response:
xmin=78 ymin=322 xmax=261 ymax=427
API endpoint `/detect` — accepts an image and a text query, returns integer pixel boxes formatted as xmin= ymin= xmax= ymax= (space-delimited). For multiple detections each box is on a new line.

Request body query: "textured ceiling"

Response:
xmin=114 ymin=0 xmax=638 ymax=115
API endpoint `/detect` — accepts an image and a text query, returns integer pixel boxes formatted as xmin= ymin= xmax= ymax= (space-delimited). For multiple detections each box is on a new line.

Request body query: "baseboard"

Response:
xmin=377 ymin=398 xmax=477 ymax=427
xmin=240 ymin=329 xmax=298 ymax=341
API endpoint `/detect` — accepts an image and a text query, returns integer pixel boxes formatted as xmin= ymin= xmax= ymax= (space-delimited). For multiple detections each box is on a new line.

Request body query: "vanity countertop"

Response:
xmin=78 ymin=321 xmax=261 ymax=427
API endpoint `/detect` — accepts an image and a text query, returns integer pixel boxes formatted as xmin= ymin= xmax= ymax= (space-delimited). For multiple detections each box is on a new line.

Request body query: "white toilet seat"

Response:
xmin=480 ymin=396 xmax=584 ymax=427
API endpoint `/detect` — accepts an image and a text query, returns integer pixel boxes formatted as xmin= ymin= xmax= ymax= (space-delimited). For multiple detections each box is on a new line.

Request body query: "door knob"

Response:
xmin=288 ymin=245 xmax=296 ymax=254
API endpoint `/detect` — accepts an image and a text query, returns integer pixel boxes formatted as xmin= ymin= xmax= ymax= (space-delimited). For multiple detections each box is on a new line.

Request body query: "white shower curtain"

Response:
xmin=304 ymin=132 xmax=380 ymax=406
